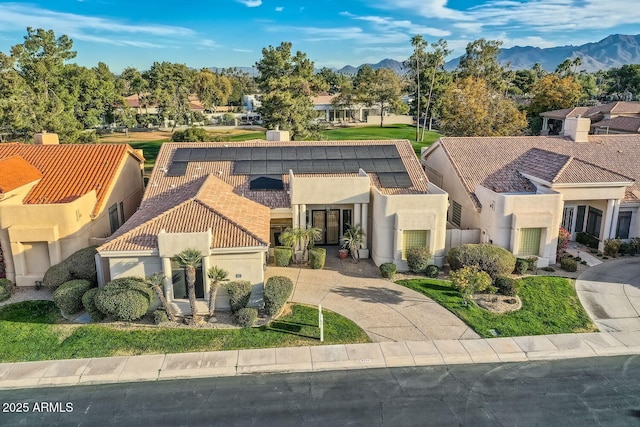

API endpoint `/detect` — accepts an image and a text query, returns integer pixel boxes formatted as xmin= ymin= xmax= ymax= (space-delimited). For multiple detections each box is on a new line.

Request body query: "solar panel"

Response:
xmin=233 ymin=161 xmax=251 ymax=174
xmin=250 ymin=161 xmax=267 ymax=175
xmin=189 ymin=148 xmax=207 ymax=161
xmin=297 ymin=160 xmax=314 ymax=173
xmin=205 ymin=149 xmax=221 ymax=161
xmin=282 ymin=160 xmax=297 ymax=172
xmin=249 ymin=176 xmax=284 ymax=190
xmin=235 ymin=148 xmax=252 ymax=161
xmin=266 ymin=161 xmax=283 ymax=174
xmin=372 ymin=159 xmax=391 ymax=173
xmin=388 ymin=158 xmax=405 ymax=172
xmin=383 ymin=145 xmax=401 ymax=158
xmin=340 ymin=147 xmax=357 ymax=159
xmin=325 ymin=147 xmax=342 ymax=159
xmin=377 ymin=172 xmax=413 ymax=188
xmin=343 ymin=160 xmax=360 ymax=172
xmin=358 ymin=159 xmax=374 ymax=171
xmin=377 ymin=173 xmax=396 ymax=187
xmin=393 ymin=173 xmax=412 ymax=187
xmin=281 ymin=147 xmax=297 ymax=160
xmin=220 ymin=147 xmax=236 ymax=160
xmin=311 ymin=147 xmax=327 ymax=159
xmin=167 ymin=162 xmax=188 ymax=176
xmin=296 ymin=147 xmax=311 ymax=159
xmin=266 ymin=148 xmax=282 ymax=160
xmin=251 ymin=147 xmax=267 ymax=160
xmin=354 ymin=146 xmax=371 ymax=159
xmin=173 ymin=149 xmax=191 ymax=162
xmin=313 ymin=160 xmax=329 ymax=172
xmin=368 ymin=146 xmax=386 ymax=158
xmin=326 ymin=162 xmax=346 ymax=173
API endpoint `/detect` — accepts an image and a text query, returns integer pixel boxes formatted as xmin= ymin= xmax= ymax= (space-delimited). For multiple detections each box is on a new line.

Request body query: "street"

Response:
xmin=1 ymin=355 xmax=639 ymax=426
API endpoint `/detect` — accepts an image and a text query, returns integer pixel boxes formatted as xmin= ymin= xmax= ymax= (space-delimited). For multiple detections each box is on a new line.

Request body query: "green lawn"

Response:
xmin=0 ymin=302 xmax=369 ymax=362
xmin=397 ymin=276 xmax=597 ymax=338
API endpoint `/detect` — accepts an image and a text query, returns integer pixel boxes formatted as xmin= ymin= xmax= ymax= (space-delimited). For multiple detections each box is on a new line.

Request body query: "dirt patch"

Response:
xmin=98 ymin=130 xmax=172 ymax=143
xmin=473 ymin=294 xmax=522 ymax=313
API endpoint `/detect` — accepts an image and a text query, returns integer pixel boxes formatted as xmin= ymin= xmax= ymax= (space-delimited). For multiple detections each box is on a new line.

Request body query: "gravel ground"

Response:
xmin=0 ymin=286 xmax=53 ymax=308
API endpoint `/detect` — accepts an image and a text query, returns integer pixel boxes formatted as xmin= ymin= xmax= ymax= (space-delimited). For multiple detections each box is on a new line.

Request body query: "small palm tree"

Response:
xmin=207 ymin=266 xmax=229 ymax=317
xmin=145 ymin=272 xmax=177 ymax=322
xmin=279 ymin=226 xmax=322 ymax=264
xmin=340 ymin=225 xmax=364 ymax=262
xmin=173 ymin=248 xmax=203 ymax=322
xmin=301 ymin=226 xmax=322 ymax=262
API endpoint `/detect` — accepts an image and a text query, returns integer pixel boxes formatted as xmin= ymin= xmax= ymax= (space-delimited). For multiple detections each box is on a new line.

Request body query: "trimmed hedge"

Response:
xmin=43 ymin=246 xmax=98 ymax=291
xmin=227 ymin=280 xmax=252 ymax=314
xmin=560 ymin=257 xmax=578 ymax=272
xmin=494 ymin=276 xmax=520 ymax=297
xmin=42 ymin=263 xmax=72 ymax=292
xmin=153 ymin=309 xmax=169 ymax=324
xmin=576 ymin=232 xmax=599 ymax=249
xmin=309 ymin=248 xmax=326 ymax=269
xmin=425 ymin=264 xmax=439 ymax=278
xmin=448 ymin=244 xmax=517 ymax=278
xmin=94 ymin=277 xmax=153 ymax=321
xmin=264 ymin=276 xmax=294 ymax=317
xmin=380 ymin=263 xmax=397 ymax=279
xmin=236 ymin=307 xmax=258 ymax=328
xmin=0 ymin=278 xmax=13 ymax=302
xmin=82 ymin=287 xmax=105 ymax=322
xmin=53 ymin=279 xmax=93 ymax=315
xmin=274 ymin=246 xmax=292 ymax=267
xmin=515 ymin=259 xmax=528 ymax=275
xmin=406 ymin=246 xmax=432 ymax=273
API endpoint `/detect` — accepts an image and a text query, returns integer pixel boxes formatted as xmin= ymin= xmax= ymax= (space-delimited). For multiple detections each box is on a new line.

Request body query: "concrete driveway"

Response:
xmin=576 ymin=258 xmax=640 ymax=332
xmin=266 ymin=254 xmax=478 ymax=343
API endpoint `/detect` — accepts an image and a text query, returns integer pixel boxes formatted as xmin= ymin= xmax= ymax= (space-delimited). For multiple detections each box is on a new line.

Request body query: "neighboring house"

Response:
xmin=540 ymin=101 xmax=640 ymax=135
xmin=423 ymin=117 xmax=640 ymax=267
xmin=312 ymin=94 xmax=371 ymax=123
xmin=0 ymin=133 xmax=145 ymax=287
xmin=97 ymin=133 xmax=448 ymax=315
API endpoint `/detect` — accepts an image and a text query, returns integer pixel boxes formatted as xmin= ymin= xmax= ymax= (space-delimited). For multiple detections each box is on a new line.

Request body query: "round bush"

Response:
xmin=227 ymin=280 xmax=252 ymax=314
xmin=448 ymin=244 xmax=517 ymax=278
xmin=494 ymin=276 xmax=520 ymax=296
xmin=309 ymin=248 xmax=326 ymax=269
xmin=514 ymin=259 xmax=528 ymax=275
xmin=94 ymin=277 xmax=153 ymax=321
xmin=153 ymin=309 xmax=169 ymax=324
xmin=42 ymin=246 xmax=98 ymax=291
xmin=82 ymin=287 xmax=105 ymax=322
xmin=236 ymin=307 xmax=258 ymax=328
xmin=425 ymin=264 xmax=439 ymax=278
xmin=53 ymin=279 xmax=93 ymax=315
xmin=264 ymin=276 xmax=294 ymax=316
xmin=42 ymin=263 xmax=72 ymax=291
xmin=560 ymin=257 xmax=578 ymax=272
xmin=274 ymin=246 xmax=292 ymax=267
xmin=406 ymin=246 xmax=432 ymax=273
xmin=379 ymin=263 xmax=397 ymax=279
xmin=0 ymin=278 xmax=14 ymax=302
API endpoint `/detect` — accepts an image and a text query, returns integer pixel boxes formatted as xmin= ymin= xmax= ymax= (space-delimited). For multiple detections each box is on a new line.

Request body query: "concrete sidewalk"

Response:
xmin=2 ymin=331 xmax=640 ymax=390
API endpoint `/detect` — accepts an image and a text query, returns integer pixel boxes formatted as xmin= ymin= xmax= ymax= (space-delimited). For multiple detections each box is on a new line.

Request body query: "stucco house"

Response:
xmin=0 ymin=134 xmax=145 ymax=286
xmin=97 ymin=133 xmax=448 ymax=314
xmin=540 ymin=101 xmax=640 ymax=135
xmin=422 ymin=117 xmax=640 ymax=267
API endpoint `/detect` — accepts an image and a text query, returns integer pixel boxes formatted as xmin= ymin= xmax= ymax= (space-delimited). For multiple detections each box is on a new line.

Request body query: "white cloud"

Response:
xmin=275 ymin=7 xmax=284 ymax=12
xmin=236 ymin=0 xmax=262 ymax=7
xmin=340 ymin=12 xmax=450 ymax=37
xmin=265 ymin=24 xmax=409 ymax=44
xmin=370 ymin=0 xmax=470 ymax=21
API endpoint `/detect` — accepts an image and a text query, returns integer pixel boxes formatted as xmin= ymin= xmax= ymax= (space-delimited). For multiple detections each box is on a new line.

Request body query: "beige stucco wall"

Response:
xmin=290 ymin=175 xmax=370 ymax=205
xmin=370 ymin=184 xmax=448 ymax=269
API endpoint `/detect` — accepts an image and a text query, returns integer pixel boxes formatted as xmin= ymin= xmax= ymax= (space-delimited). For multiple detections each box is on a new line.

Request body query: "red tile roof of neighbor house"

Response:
xmin=0 ymin=143 xmax=144 ymax=216
xmin=591 ymin=116 xmax=640 ymax=133
xmin=540 ymin=102 xmax=640 ymax=121
xmin=429 ymin=135 xmax=640 ymax=209
xmin=0 ymin=156 xmax=43 ymax=193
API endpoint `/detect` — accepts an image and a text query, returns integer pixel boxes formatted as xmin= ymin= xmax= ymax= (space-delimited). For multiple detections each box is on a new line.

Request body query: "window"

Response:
xmin=519 ymin=228 xmax=541 ymax=256
xmin=616 ymin=211 xmax=632 ymax=239
xmin=575 ymin=206 xmax=586 ymax=233
xmin=402 ymin=230 xmax=429 ymax=259
xmin=451 ymin=201 xmax=462 ymax=227
xmin=342 ymin=209 xmax=352 ymax=234
xmin=171 ymin=263 xmax=205 ymax=299
xmin=108 ymin=204 xmax=119 ymax=234
xmin=586 ymin=207 xmax=603 ymax=237
xmin=119 ymin=201 xmax=126 ymax=226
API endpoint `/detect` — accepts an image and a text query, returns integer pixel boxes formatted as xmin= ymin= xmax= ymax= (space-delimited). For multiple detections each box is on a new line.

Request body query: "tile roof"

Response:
xmin=591 ymin=116 xmax=640 ymax=133
xmin=540 ymin=102 xmax=640 ymax=121
xmin=0 ymin=156 xmax=42 ymax=193
xmin=430 ymin=135 xmax=640 ymax=209
xmin=540 ymin=107 xmax=590 ymax=120
xmin=0 ymin=143 xmax=144 ymax=215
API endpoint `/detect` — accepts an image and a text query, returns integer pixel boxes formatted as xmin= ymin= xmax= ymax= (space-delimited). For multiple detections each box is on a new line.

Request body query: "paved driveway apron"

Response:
xmin=266 ymin=258 xmax=478 ymax=343
xmin=576 ymin=258 xmax=640 ymax=332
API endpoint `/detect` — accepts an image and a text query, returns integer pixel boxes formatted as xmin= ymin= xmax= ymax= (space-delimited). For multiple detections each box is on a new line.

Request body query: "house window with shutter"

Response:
xmin=452 ymin=201 xmax=462 ymax=227
xmin=519 ymin=228 xmax=542 ymax=256
xmin=402 ymin=230 xmax=429 ymax=260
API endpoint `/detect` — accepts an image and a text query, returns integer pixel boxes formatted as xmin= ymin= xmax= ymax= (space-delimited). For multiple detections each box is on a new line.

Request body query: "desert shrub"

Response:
xmin=153 ymin=309 xmax=169 ymax=324
xmin=53 ymin=279 xmax=93 ymax=315
xmin=425 ymin=264 xmax=439 ymax=278
xmin=406 ymin=247 xmax=432 ymax=273
xmin=514 ymin=259 xmax=528 ymax=275
xmin=81 ymin=287 xmax=105 ymax=322
xmin=557 ymin=227 xmax=570 ymax=257
xmin=43 ymin=246 xmax=98 ymax=291
xmin=560 ymin=257 xmax=578 ymax=272
xmin=309 ymin=248 xmax=326 ymax=269
xmin=542 ymin=266 xmax=555 ymax=272
xmin=264 ymin=276 xmax=294 ymax=316
xmin=274 ymin=246 xmax=292 ymax=267
xmin=619 ymin=242 xmax=635 ymax=256
xmin=631 ymin=238 xmax=640 ymax=254
xmin=235 ymin=307 xmax=258 ymax=328
xmin=227 ymin=280 xmax=252 ymax=314
xmin=0 ymin=278 xmax=14 ymax=302
xmin=379 ymin=263 xmax=397 ymax=279
xmin=171 ymin=127 xmax=210 ymax=142
xmin=603 ymin=239 xmax=622 ymax=257
xmin=494 ymin=276 xmax=520 ymax=297
xmin=526 ymin=257 xmax=538 ymax=271
xmin=448 ymin=244 xmax=516 ymax=278
xmin=94 ymin=277 xmax=153 ymax=321
xmin=576 ymin=232 xmax=599 ymax=249
xmin=449 ymin=266 xmax=494 ymax=305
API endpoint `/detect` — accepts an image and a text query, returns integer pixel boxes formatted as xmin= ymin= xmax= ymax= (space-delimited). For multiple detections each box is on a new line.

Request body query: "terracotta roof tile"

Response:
xmin=0 ymin=156 xmax=42 ymax=193
xmin=591 ymin=116 xmax=640 ymax=133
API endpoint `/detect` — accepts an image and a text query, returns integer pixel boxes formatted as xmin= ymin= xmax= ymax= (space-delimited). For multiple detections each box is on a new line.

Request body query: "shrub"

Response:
xmin=94 ymin=277 xmax=153 ymax=321
xmin=81 ymin=287 xmax=104 ymax=322
xmin=43 ymin=246 xmax=98 ymax=291
xmin=631 ymin=238 xmax=640 ymax=254
xmin=227 ymin=280 xmax=252 ymax=314
xmin=448 ymin=244 xmax=517 ymax=279
xmin=560 ymin=257 xmax=578 ymax=272
xmin=53 ymin=279 xmax=93 ymax=315
xmin=576 ymin=232 xmax=599 ymax=249
xmin=309 ymin=248 xmax=326 ymax=269
xmin=274 ymin=246 xmax=292 ymax=267
xmin=494 ymin=276 xmax=520 ymax=297
xmin=526 ymin=257 xmax=538 ymax=271
xmin=42 ymin=263 xmax=72 ymax=292
xmin=603 ymin=239 xmax=622 ymax=257
xmin=380 ymin=263 xmax=397 ymax=279
xmin=542 ymin=266 xmax=555 ymax=272
xmin=153 ymin=309 xmax=169 ymax=324
xmin=425 ymin=264 xmax=439 ymax=278
xmin=171 ymin=127 xmax=210 ymax=142
xmin=0 ymin=278 xmax=13 ymax=302
xmin=557 ymin=227 xmax=570 ymax=257
xmin=514 ymin=259 xmax=528 ymax=275
xmin=264 ymin=276 xmax=294 ymax=316
xmin=449 ymin=266 xmax=493 ymax=305
xmin=406 ymin=246 xmax=432 ymax=273
xmin=235 ymin=307 xmax=258 ymax=328
xmin=619 ymin=242 xmax=635 ymax=256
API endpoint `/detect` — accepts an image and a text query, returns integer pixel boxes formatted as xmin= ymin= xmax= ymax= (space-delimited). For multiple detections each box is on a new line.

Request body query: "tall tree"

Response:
xmin=410 ymin=35 xmax=426 ymax=140
xmin=143 ymin=62 xmax=195 ymax=129
xmin=528 ymin=74 xmax=582 ymax=134
xmin=193 ymin=69 xmax=232 ymax=113
xmin=354 ymin=66 xmax=408 ymax=127
xmin=145 ymin=272 xmax=177 ymax=322
xmin=457 ymin=39 xmax=509 ymax=93
xmin=422 ymin=39 xmax=451 ymax=134
xmin=173 ymin=248 xmax=203 ymax=322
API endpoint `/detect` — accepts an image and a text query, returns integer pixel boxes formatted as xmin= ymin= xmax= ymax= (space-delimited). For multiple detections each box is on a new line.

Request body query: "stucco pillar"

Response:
xmin=300 ymin=204 xmax=307 ymax=229
xmin=162 ymin=257 xmax=173 ymax=303
xmin=202 ymin=255 xmax=211 ymax=301
xmin=609 ymin=199 xmax=621 ymax=239
xmin=602 ymin=199 xmax=615 ymax=241
xmin=361 ymin=203 xmax=368 ymax=249
xmin=292 ymin=204 xmax=299 ymax=229
xmin=354 ymin=203 xmax=361 ymax=228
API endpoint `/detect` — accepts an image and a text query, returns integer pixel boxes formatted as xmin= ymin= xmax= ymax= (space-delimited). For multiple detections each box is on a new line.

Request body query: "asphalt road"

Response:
xmin=1 ymin=355 xmax=639 ymax=426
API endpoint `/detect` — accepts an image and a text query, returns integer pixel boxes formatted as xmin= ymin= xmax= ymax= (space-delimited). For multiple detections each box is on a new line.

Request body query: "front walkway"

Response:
xmin=266 ymin=249 xmax=478 ymax=342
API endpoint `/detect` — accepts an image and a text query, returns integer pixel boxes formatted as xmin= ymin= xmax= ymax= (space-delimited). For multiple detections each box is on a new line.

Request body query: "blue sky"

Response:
xmin=0 ymin=1 xmax=638 ymax=73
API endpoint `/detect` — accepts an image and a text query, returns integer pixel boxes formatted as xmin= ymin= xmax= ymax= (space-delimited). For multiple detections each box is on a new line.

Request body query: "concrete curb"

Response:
xmin=2 ymin=331 xmax=640 ymax=390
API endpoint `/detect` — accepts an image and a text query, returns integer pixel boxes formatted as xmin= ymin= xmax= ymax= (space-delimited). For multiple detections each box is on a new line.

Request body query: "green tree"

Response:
xmin=144 ymin=62 xmax=195 ymax=130
xmin=528 ymin=74 xmax=582 ymax=133
xmin=193 ymin=69 xmax=232 ymax=113
xmin=173 ymin=248 xmax=203 ymax=321
xmin=449 ymin=266 xmax=493 ymax=306
xmin=437 ymin=76 xmax=527 ymax=137
xmin=605 ymin=64 xmax=640 ymax=99
xmin=457 ymin=39 xmax=509 ymax=93
xmin=145 ymin=272 xmax=177 ymax=322
xmin=354 ymin=66 xmax=408 ymax=127
xmin=206 ymin=266 xmax=229 ymax=317
xmin=410 ymin=35 xmax=426 ymax=140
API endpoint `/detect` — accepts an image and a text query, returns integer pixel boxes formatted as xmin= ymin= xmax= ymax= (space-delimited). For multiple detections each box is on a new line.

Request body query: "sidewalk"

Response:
xmin=2 ymin=331 xmax=639 ymax=390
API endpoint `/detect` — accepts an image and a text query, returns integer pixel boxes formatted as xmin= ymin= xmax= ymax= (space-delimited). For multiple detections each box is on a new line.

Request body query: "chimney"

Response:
xmin=266 ymin=129 xmax=290 ymax=142
xmin=563 ymin=116 xmax=590 ymax=142
xmin=34 ymin=132 xmax=59 ymax=145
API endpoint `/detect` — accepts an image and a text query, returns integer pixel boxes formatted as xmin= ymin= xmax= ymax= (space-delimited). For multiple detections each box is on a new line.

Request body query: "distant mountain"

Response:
xmin=335 ymin=58 xmax=407 ymax=75
xmin=445 ymin=34 xmax=640 ymax=72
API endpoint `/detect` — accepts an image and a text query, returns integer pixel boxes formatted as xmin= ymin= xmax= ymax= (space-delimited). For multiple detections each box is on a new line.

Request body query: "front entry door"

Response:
xmin=312 ymin=209 xmax=340 ymax=245
xmin=562 ymin=205 xmax=577 ymax=239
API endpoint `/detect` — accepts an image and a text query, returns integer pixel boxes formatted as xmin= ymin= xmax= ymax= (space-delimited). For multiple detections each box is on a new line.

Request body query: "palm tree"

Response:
xmin=173 ymin=248 xmax=203 ymax=322
xmin=207 ymin=266 xmax=229 ymax=317
xmin=145 ymin=272 xmax=178 ymax=322
xmin=340 ymin=225 xmax=365 ymax=262
xmin=279 ymin=226 xmax=322 ymax=264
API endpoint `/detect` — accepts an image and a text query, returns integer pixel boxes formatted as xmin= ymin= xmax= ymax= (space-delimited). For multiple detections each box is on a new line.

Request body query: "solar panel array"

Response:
xmin=167 ymin=145 xmax=413 ymax=188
